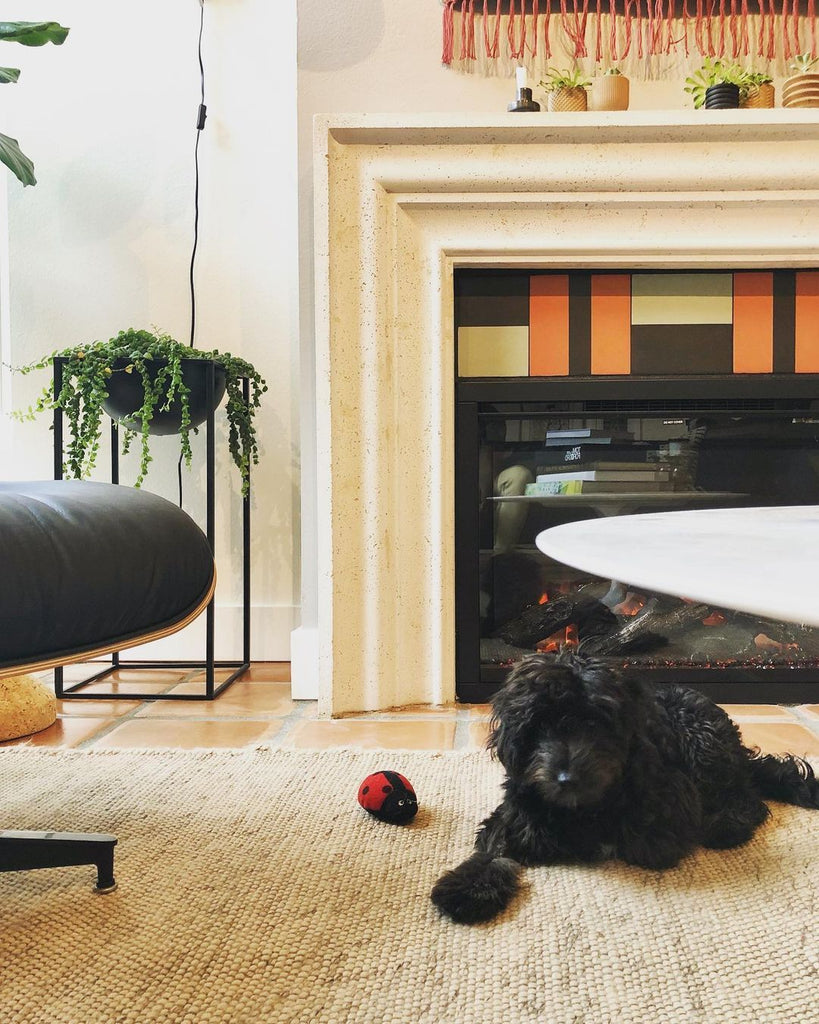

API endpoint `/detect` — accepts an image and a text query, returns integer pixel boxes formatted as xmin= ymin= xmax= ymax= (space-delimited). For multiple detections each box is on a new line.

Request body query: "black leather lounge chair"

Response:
xmin=0 ymin=480 xmax=215 ymax=890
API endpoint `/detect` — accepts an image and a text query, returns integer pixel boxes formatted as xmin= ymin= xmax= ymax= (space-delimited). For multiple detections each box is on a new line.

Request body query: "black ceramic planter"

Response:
xmin=102 ymin=357 xmax=227 ymax=436
xmin=704 ymin=83 xmax=740 ymax=109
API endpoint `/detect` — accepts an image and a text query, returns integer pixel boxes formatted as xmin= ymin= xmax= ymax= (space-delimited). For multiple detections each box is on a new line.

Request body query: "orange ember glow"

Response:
xmin=613 ymin=593 xmax=646 ymax=617
xmin=702 ymin=611 xmax=726 ymax=626
xmin=538 ymin=593 xmax=549 ymax=605
xmin=536 ymin=623 xmax=579 ymax=653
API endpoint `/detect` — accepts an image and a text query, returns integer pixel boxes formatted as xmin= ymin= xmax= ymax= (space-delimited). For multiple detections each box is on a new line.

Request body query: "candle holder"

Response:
xmin=508 ymin=68 xmax=540 ymax=112
xmin=508 ymin=86 xmax=541 ymax=112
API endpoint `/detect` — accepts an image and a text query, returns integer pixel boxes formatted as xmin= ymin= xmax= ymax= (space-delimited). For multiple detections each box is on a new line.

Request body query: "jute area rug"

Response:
xmin=1 ymin=747 xmax=817 ymax=1024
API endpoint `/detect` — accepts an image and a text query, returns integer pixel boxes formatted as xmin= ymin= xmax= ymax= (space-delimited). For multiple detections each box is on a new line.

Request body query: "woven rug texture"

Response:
xmin=1 ymin=747 xmax=818 ymax=1024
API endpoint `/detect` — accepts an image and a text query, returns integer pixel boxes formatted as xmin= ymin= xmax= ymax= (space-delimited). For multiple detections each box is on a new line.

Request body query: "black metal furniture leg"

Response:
xmin=0 ymin=829 xmax=118 ymax=892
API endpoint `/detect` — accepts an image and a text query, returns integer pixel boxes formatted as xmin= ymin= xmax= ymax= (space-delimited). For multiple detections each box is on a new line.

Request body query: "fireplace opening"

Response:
xmin=455 ymin=388 xmax=819 ymax=703
xmin=454 ymin=267 xmax=819 ymax=703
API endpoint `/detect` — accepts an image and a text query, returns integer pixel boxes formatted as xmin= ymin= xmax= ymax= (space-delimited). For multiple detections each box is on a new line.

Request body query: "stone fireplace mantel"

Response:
xmin=313 ymin=111 xmax=819 ymax=716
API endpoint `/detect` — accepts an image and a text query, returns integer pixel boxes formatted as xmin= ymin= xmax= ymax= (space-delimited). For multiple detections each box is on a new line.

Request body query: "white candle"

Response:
xmin=515 ymin=66 xmax=527 ymax=91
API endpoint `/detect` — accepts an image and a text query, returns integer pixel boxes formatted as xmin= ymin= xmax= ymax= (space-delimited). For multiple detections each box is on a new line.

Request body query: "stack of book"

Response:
xmin=525 ymin=461 xmax=672 ymax=496
xmin=542 ymin=427 xmax=634 ymax=447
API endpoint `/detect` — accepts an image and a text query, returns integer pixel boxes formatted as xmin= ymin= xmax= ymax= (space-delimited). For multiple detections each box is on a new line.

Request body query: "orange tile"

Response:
xmin=795 ymin=271 xmax=819 ymax=373
xmin=467 ymin=705 xmax=492 ymax=719
xmin=61 ymin=665 xmax=187 ymax=685
xmin=0 ymin=716 xmax=110 ymax=749
xmin=243 ymin=662 xmax=291 ymax=683
xmin=530 ymin=275 xmax=569 ymax=376
xmin=57 ymin=699 xmax=141 ymax=717
xmin=719 ymin=704 xmax=793 ymax=719
xmin=284 ymin=720 xmax=455 ymax=751
xmin=591 ymin=274 xmax=631 ymax=375
xmin=89 ymin=718 xmax=280 ymax=750
xmin=342 ymin=703 xmax=460 ymax=719
xmin=467 ymin=721 xmax=492 ymax=749
xmin=135 ymin=681 xmax=295 ymax=718
xmin=732 ymin=272 xmax=773 ymax=373
xmin=738 ymin=722 xmax=819 ymax=758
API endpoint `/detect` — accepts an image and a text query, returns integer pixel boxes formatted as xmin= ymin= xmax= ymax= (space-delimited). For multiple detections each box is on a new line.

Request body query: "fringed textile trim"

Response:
xmin=441 ymin=1 xmax=818 ymax=77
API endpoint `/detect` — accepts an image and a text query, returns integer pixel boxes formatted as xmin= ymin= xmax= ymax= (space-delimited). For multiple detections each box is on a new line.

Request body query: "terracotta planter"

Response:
xmin=588 ymin=75 xmax=630 ymax=111
xmin=740 ymin=82 xmax=775 ymax=108
xmin=547 ymin=87 xmax=587 ymax=112
xmin=782 ymin=73 xmax=819 ymax=108
xmin=704 ymin=83 xmax=740 ymax=109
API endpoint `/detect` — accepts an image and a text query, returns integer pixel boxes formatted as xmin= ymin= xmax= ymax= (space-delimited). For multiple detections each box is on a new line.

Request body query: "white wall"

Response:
xmin=1 ymin=1 xmax=299 ymax=661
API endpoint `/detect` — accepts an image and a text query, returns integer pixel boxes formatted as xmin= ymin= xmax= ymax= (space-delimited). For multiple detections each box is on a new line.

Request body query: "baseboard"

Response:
xmin=289 ymin=625 xmax=319 ymax=700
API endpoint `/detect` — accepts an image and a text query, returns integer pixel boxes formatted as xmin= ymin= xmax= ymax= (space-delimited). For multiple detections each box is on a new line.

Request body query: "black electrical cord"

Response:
xmin=189 ymin=0 xmax=207 ymax=350
xmin=181 ymin=0 xmax=207 ymax=507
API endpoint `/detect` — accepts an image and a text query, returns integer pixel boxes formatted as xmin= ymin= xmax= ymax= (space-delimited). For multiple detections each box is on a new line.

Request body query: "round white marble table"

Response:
xmin=535 ymin=505 xmax=819 ymax=628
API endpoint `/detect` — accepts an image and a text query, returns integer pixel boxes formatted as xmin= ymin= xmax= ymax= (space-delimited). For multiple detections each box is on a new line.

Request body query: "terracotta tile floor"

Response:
xmin=3 ymin=663 xmax=819 ymax=756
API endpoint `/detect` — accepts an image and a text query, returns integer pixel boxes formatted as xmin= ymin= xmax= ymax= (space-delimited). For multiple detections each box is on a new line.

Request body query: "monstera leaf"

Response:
xmin=0 ymin=20 xmax=69 ymax=185
xmin=0 ymin=22 xmax=70 ymax=46
xmin=0 ymin=131 xmax=36 ymax=186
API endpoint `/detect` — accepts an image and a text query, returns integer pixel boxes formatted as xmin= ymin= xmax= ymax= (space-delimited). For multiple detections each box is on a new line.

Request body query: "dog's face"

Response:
xmin=489 ymin=652 xmax=644 ymax=808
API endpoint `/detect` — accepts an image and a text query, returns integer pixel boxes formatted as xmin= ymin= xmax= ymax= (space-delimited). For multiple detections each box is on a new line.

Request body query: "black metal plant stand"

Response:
xmin=51 ymin=357 xmax=251 ymax=701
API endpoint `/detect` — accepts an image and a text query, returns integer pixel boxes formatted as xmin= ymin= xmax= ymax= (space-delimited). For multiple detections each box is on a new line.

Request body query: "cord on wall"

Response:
xmin=189 ymin=0 xmax=206 ymax=349
xmin=181 ymin=0 xmax=207 ymax=506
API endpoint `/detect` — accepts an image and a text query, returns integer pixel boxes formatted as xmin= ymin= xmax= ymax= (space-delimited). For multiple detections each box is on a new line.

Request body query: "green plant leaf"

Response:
xmin=0 ymin=131 xmax=35 ymax=185
xmin=0 ymin=21 xmax=70 ymax=46
xmin=0 ymin=66 xmax=20 ymax=83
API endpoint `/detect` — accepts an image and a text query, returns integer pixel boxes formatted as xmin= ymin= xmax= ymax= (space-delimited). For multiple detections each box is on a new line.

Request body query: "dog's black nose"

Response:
xmin=556 ymin=771 xmax=574 ymax=785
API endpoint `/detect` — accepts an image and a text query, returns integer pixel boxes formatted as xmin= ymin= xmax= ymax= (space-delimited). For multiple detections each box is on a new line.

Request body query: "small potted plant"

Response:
xmin=16 ymin=329 xmax=267 ymax=496
xmin=782 ymin=53 xmax=819 ymax=108
xmin=588 ymin=67 xmax=630 ymax=111
xmin=740 ymin=71 xmax=775 ymax=109
xmin=540 ymin=67 xmax=591 ymax=112
xmin=684 ymin=58 xmax=746 ymax=109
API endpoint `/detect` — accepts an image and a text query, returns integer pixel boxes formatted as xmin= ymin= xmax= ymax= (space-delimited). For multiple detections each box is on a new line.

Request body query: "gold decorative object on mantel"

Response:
xmin=782 ymin=53 xmax=819 ymax=106
xmin=588 ymin=69 xmax=630 ymax=110
xmin=540 ymin=66 xmax=591 ymax=111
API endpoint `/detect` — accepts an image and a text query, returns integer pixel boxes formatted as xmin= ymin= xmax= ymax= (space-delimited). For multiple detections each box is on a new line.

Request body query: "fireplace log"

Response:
xmin=493 ymin=596 xmax=617 ymax=650
xmin=583 ymin=601 xmax=710 ymax=656
xmin=492 ymin=596 xmax=577 ymax=648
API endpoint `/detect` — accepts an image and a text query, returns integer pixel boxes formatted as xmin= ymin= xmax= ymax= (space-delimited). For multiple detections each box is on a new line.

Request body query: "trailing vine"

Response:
xmin=14 ymin=328 xmax=266 ymax=496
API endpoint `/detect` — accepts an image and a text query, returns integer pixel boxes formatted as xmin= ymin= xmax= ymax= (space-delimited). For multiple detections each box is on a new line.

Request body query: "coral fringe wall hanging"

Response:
xmin=441 ymin=0 xmax=818 ymax=78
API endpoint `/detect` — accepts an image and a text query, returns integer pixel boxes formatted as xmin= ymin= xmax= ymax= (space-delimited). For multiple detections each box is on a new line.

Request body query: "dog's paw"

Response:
xmin=431 ymin=852 xmax=521 ymax=924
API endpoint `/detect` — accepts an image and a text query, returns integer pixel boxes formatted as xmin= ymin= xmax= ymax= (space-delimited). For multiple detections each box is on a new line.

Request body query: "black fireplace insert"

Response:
xmin=455 ymin=376 xmax=819 ymax=704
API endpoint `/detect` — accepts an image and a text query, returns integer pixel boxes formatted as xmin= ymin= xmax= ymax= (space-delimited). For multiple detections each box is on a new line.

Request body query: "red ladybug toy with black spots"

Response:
xmin=357 ymin=771 xmax=418 ymax=824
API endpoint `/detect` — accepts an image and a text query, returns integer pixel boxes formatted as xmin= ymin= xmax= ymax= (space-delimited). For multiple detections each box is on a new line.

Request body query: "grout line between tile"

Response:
xmin=786 ymin=706 xmax=819 ymax=738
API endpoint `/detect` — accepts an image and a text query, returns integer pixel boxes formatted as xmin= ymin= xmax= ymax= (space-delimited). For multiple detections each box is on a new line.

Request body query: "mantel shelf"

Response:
xmin=320 ymin=109 xmax=819 ymax=148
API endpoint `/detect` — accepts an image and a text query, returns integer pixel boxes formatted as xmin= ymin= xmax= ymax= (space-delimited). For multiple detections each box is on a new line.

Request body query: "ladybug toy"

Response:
xmin=357 ymin=771 xmax=418 ymax=824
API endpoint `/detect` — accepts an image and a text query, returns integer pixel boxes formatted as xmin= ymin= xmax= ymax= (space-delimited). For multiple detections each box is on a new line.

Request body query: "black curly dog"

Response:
xmin=432 ymin=651 xmax=819 ymax=925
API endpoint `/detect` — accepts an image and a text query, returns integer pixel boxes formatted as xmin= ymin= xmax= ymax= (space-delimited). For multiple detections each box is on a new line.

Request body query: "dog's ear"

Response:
xmin=488 ymin=654 xmax=557 ymax=774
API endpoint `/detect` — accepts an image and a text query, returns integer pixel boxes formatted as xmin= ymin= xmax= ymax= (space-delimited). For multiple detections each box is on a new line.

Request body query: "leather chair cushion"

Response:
xmin=0 ymin=480 xmax=215 ymax=674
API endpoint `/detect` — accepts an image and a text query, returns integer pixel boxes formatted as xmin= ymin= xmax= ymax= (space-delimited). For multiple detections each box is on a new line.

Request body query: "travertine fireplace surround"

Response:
xmin=314 ymin=111 xmax=819 ymax=716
